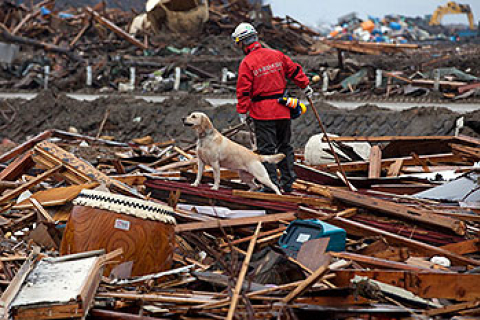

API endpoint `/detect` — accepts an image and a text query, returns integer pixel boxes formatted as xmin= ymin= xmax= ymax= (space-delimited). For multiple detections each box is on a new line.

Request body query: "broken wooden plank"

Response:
xmin=458 ymin=82 xmax=480 ymax=94
xmin=387 ymin=159 xmax=404 ymax=177
xmin=175 ymin=212 xmax=295 ymax=233
xmin=368 ymin=145 xmax=382 ymax=179
xmin=226 ymin=222 xmax=261 ymax=320
xmin=0 ymin=150 xmax=34 ymax=183
xmin=11 ymin=9 xmax=40 ymax=35
xmin=29 ymin=198 xmax=55 ymax=224
xmin=0 ymin=130 xmax=52 ymax=164
xmin=0 ymin=165 xmax=62 ymax=205
xmin=320 ymin=153 xmax=464 ymax=173
xmin=33 ymin=141 xmax=141 ymax=198
xmin=1 ymin=30 xmax=83 ymax=62
xmin=425 ymin=300 xmax=480 ymax=316
xmin=232 ymin=190 xmax=334 ymax=208
xmin=327 ymin=187 xmax=465 ymax=235
xmin=13 ymin=183 xmax=99 ymax=210
xmin=282 ymin=255 xmax=331 ymax=304
xmin=330 ymin=252 xmax=444 ymax=272
xmin=334 ymin=270 xmax=480 ymax=301
xmin=411 ymin=152 xmax=431 ymax=173
xmin=441 ymin=239 xmax=480 ymax=256
xmin=85 ymin=7 xmax=147 ymax=50
xmin=450 ymin=143 xmax=480 ymax=160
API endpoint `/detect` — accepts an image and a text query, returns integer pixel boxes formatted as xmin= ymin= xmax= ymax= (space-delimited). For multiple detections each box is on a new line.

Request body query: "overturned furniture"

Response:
xmin=60 ymin=190 xmax=176 ymax=276
xmin=1 ymin=250 xmax=121 ymax=320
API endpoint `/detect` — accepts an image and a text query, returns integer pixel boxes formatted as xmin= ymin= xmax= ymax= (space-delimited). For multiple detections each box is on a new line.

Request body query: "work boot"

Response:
xmin=257 ymin=186 xmax=276 ymax=194
xmin=282 ymin=184 xmax=293 ymax=193
xmin=280 ymin=177 xmax=296 ymax=193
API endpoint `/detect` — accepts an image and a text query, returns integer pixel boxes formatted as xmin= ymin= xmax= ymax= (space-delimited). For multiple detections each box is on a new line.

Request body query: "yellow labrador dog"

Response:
xmin=183 ymin=112 xmax=285 ymax=195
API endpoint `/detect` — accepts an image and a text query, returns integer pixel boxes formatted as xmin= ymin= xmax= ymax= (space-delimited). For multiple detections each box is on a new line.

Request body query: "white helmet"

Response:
xmin=231 ymin=22 xmax=258 ymax=44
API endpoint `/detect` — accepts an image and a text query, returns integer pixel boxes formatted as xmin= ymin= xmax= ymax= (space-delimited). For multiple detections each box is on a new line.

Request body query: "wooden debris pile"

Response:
xmin=1 ymin=128 xmax=480 ymax=319
xmin=0 ymin=0 xmax=322 ymax=92
xmin=300 ymin=41 xmax=480 ymax=103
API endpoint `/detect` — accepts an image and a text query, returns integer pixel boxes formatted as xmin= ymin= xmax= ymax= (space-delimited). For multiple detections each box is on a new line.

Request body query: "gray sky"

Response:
xmin=267 ymin=0 xmax=480 ymax=26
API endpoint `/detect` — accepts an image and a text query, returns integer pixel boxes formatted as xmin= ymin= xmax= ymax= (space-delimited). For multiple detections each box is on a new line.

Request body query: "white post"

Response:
xmin=221 ymin=67 xmax=228 ymax=83
xmin=433 ymin=69 xmax=440 ymax=91
xmin=375 ymin=69 xmax=382 ymax=88
xmin=174 ymin=67 xmax=181 ymax=91
xmin=86 ymin=65 xmax=92 ymax=86
xmin=43 ymin=65 xmax=50 ymax=90
xmin=322 ymin=72 xmax=329 ymax=92
xmin=455 ymin=117 xmax=464 ymax=137
xmin=129 ymin=66 xmax=136 ymax=87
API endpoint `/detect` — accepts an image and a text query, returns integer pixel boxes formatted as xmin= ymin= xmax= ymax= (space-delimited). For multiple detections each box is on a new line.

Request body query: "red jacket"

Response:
xmin=236 ymin=42 xmax=310 ymax=120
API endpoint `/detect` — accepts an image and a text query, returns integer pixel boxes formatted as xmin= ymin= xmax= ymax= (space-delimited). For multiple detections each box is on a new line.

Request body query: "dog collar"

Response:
xmin=198 ymin=129 xmax=214 ymax=139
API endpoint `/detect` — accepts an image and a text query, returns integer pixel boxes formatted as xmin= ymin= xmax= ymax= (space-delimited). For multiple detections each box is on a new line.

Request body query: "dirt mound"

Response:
xmin=2 ymin=93 xmax=470 ymax=149
xmin=6 ymin=91 xmax=217 ymax=145
xmin=351 ymin=103 xmax=391 ymax=113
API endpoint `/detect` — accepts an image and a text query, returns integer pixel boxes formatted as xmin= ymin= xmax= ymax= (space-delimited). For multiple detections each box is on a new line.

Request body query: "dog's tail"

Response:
xmin=259 ymin=153 xmax=286 ymax=164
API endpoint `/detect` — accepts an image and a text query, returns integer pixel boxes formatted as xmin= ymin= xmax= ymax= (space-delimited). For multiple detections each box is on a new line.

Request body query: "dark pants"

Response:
xmin=254 ymin=119 xmax=296 ymax=189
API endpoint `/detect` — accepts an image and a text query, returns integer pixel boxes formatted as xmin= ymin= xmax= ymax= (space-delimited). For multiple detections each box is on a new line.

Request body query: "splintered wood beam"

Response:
xmin=232 ymin=190 xmax=334 ymax=208
xmin=11 ymin=10 xmax=40 ymax=35
xmin=329 ymin=252 xmax=445 ymax=273
xmin=29 ymin=198 xmax=55 ymax=224
xmin=226 ymin=222 xmax=261 ymax=320
xmin=440 ymin=239 xmax=480 ymax=256
xmin=411 ymin=152 xmax=431 ymax=173
xmin=0 ymin=165 xmax=62 ymax=205
xmin=368 ymin=145 xmax=382 ymax=179
xmin=175 ymin=212 xmax=295 ymax=233
xmin=219 ymin=226 xmax=287 ymax=248
xmin=0 ymin=150 xmax=35 ymax=191
xmin=1 ymin=30 xmax=83 ymax=62
xmin=69 ymin=22 xmax=89 ymax=47
xmin=387 ymin=159 xmax=404 ymax=177
xmin=425 ymin=300 xmax=480 ymax=316
xmin=321 ymin=153 xmax=464 ymax=173
xmin=328 ymin=187 xmax=465 ymax=235
xmin=334 ymin=270 xmax=480 ymax=301
xmin=0 ymin=130 xmax=52 ymax=164
xmin=450 ymin=143 xmax=480 ymax=160
xmin=85 ymin=7 xmax=147 ymax=50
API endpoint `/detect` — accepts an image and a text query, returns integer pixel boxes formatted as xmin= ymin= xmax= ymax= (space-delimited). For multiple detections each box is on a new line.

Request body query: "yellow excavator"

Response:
xmin=429 ymin=1 xmax=475 ymax=30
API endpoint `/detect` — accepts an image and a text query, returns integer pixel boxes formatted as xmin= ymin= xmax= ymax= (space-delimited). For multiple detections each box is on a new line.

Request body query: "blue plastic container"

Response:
xmin=389 ymin=22 xmax=401 ymax=30
xmin=278 ymin=219 xmax=346 ymax=258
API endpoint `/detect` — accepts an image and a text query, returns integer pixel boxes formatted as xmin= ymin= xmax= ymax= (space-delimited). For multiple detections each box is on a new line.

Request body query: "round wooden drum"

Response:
xmin=60 ymin=189 xmax=176 ymax=277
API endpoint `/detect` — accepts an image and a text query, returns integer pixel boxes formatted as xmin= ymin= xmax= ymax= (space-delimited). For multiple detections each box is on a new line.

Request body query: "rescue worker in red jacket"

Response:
xmin=232 ymin=22 xmax=313 ymax=193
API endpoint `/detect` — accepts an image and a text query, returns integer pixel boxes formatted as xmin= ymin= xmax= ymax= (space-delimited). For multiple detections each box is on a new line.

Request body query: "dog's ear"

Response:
xmin=199 ymin=114 xmax=212 ymax=133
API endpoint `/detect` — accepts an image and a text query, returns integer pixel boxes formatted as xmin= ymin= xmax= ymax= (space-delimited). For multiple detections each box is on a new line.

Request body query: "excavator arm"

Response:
xmin=467 ymin=11 xmax=475 ymax=30
xmin=429 ymin=1 xmax=475 ymax=30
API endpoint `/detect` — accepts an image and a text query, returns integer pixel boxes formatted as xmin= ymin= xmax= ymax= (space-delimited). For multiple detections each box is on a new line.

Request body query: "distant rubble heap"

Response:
xmin=0 ymin=0 xmax=479 ymax=101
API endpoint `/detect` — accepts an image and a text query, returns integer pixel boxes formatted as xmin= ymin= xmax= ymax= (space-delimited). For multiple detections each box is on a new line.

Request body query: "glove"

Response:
xmin=238 ymin=114 xmax=247 ymax=123
xmin=303 ymin=85 xmax=314 ymax=99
